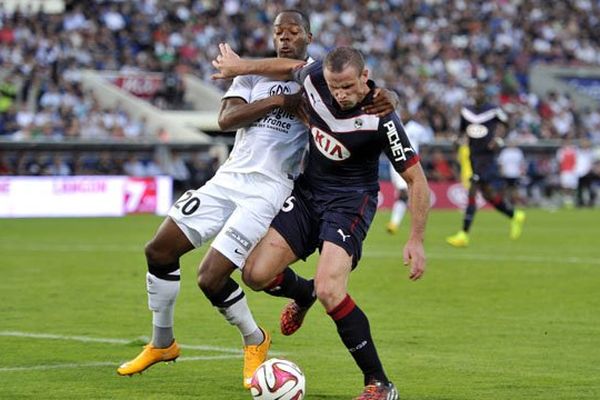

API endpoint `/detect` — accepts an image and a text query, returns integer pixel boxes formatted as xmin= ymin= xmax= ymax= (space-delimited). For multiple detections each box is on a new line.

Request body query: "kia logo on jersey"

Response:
xmin=311 ymin=127 xmax=351 ymax=160
xmin=466 ymin=123 xmax=489 ymax=138
xmin=269 ymin=84 xmax=292 ymax=96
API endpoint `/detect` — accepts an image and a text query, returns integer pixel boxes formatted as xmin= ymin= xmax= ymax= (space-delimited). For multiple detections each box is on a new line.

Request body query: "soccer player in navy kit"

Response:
xmin=213 ymin=45 xmax=429 ymax=400
xmin=446 ymin=84 xmax=526 ymax=247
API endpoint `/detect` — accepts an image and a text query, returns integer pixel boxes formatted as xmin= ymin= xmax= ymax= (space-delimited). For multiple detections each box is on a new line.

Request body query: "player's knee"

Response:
xmin=197 ymin=267 xmax=218 ymax=295
xmin=144 ymin=239 xmax=177 ymax=266
xmin=314 ymin=278 xmax=343 ymax=310
xmin=241 ymin=264 xmax=270 ymax=291
xmin=197 ymin=265 xmax=233 ymax=298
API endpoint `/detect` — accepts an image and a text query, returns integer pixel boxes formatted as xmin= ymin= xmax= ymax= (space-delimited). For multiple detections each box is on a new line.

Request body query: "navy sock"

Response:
xmin=328 ymin=294 xmax=388 ymax=385
xmin=490 ymin=194 xmax=515 ymax=218
xmin=463 ymin=201 xmax=477 ymax=232
xmin=264 ymin=267 xmax=315 ymax=308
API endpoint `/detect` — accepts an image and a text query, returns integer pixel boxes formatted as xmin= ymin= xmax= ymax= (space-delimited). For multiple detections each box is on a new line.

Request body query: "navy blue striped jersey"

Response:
xmin=294 ymin=60 xmax=419 ymax=192
xmin=459 ymin=104 xmax=508 ymax=158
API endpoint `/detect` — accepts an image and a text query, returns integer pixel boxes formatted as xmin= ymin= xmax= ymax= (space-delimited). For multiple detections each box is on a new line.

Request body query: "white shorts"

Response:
xmin=168 ymin=171 xmax=292 ymax=268
xmin=390 ymin=163 xmax=408 ymax=191
xmin=560 ymin=171 xmax=578 ymax=190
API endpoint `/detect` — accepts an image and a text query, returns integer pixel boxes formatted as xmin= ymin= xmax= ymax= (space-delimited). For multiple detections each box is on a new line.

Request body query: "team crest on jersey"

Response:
xmin=466 ymin=123 xmax=489 ymax=138
xmin=354 ymin=118 xmax=363 ymax=129
xmin=311 ymin=127 xmax=351 ymax=161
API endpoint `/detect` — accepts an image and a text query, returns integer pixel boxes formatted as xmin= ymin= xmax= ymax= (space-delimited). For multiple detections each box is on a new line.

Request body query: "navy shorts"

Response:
xmin=471 ymin=156 xmax=502 ymax=188
xmin=271 ymin=176 xmax=378 ymax=269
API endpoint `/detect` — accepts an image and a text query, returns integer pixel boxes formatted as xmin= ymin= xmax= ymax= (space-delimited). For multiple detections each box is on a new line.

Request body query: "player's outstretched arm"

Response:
xmin=400 ymin=162 xmax=430 ymax=281
xmin=211 ymin=43 xmax=306 ymax=81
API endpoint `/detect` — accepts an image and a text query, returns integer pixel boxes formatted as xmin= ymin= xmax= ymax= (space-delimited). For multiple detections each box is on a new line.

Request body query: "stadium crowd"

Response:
xmin=0 ymin=0 xmax=599 ymax=205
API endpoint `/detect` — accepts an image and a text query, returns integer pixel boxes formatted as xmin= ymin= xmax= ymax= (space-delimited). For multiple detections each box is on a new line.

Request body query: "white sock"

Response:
xmin=147 ymin=271 xmax=180 ymax=330
xmin=217 ymin=288 xmax=261 ymax=345
xmin=391 ymin=200 xmax=407 ymax=226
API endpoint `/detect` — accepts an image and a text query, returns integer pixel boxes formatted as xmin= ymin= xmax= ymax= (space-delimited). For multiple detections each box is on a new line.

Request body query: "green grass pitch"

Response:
xmin=2 ymin=209 xmax=599 ymax=399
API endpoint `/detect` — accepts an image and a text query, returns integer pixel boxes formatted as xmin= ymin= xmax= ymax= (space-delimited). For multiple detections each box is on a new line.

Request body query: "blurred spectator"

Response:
xmin=154 ymin=65 xmax=186 ymax=110
xmin=0 ymin=104 xmax=18 ymax=135
xmin=122 ymin=154 xmax=146 ymax=177
xmin=164 ymin=150 xmax=191 ymax=193
xmin=424 ymin=149 xmax=456 ymax=182
xmin=557 ymin=139 xmax=579 ymax=208
xmin=95 ymin=151 xmax=122 ymax=175
xmin=0 ymin=77 xmax=17 ymax=112
xmin=145 ymin=154 xmax=164 ymax=176
xmin=0 ymin=152 xmax=13 ymax=174
xmin=44 ymin=154 xmax=71 ymax=176
xmin=124 ymin=116 xmax=147 ymax=139
xmin=576 ymin=139 xmax=597 ymax=207
xmin=498 ymin=141 xmax=526 ymax=205
xmin=189 ymin=153 xmax=218 ymax=188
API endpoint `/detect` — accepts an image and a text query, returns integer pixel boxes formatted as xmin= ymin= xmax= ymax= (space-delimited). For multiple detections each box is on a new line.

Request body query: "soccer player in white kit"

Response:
xmin=117 ymin=10 xmax=399 ymax=389
xmin=387 ymin=107 xmax=433 ymax=234
xmin=116 ymin=11 xmax=311 ymax=388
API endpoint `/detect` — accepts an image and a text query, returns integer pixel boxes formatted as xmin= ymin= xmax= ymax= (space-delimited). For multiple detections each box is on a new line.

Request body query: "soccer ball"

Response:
xmin=249 ymin=358 xmax=305 ymax=400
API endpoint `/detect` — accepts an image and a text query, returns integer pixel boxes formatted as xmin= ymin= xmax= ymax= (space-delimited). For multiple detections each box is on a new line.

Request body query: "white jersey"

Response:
xmin=498 ymin=147 xmax=525 ymax=178
xmin=402 ymin=120 xmax=433 ymax=154
xmin=167 ymin=70 xmax=312 ymax=267
xmin=219 ymin=75 xmax=309 ymax=186
xmin=389 ymin=119 xmax=433 ymax=189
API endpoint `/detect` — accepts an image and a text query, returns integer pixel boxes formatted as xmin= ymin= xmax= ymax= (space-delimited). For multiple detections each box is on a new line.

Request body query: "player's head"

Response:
xmin=472 ymin=84 xmax=487 ymax=106
xmin=323 ymin=47 xmax=370 ymax=110
xmin=272 ymin=10 xmax=312 ymax=60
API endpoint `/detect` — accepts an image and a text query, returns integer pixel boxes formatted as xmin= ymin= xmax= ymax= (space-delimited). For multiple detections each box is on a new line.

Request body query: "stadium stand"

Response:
xmin=0 ymin=0 xmax=598 ymax=206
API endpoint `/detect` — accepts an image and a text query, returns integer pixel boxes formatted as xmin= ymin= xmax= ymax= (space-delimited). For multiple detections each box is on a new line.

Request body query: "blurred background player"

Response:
xmin=446 ymin=84 xmax=525 ymax=248
xmin=387 ymin=106 xmax=433 ymax=234
xmin=498 ymin=139 xmax=526 ymax=206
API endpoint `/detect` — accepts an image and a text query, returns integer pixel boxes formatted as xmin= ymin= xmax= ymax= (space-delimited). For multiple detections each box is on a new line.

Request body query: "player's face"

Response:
xmin=272 ymin=13 xmax=311 ymax=60
xmin=323 ymin=65 xmax=369 ymax=110
xmin=473 ymin=86 xmax=486 ymax=105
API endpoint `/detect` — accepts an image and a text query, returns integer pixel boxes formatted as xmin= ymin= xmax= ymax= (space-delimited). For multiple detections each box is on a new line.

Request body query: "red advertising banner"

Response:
xmin=378 ymin=181 xmax=489 ymax=210
xmin=124 ymin=177 xmax=158 ymax=214
xmin=105 ymin=72 xmax=163 ymax=99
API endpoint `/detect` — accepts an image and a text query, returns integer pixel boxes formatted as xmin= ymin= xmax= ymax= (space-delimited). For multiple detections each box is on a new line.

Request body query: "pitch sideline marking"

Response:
xmin=0 ymin=355 xmax=241 ymax=373
xmin=0 ymin=331 xmax=265 ymax=354
xmin=0 ymin=330 xmax=282 ymax=372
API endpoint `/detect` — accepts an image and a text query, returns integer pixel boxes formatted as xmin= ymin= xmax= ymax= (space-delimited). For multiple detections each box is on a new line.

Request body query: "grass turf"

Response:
xmin=1 ymin=209 xmax=599 ymax=399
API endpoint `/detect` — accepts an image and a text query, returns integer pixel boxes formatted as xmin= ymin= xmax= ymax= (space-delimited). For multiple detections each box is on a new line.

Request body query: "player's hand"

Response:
xmin=362 ymin=88 xmax=398 ymax=117
xmin=211 ymin=43 xmax=243 ymax=80
xmin=487 ymin=136 xmax=505 ymax=150
xmin=403 ymin=238 xmax=426 ymax=281
xmin=282 ymin=92 xmax=309 ymax=126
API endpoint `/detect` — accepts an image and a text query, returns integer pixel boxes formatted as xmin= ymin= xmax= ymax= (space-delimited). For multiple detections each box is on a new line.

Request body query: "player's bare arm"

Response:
xmin=211 ymin=43 xmax=305 ymax=80
xmin=362 ymin=88 xmax=400 ymax=117
xmin=399 ymin=162 xmax=430 ymax=281
xmin=218 ymin=96 xmax=291 ymax=131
